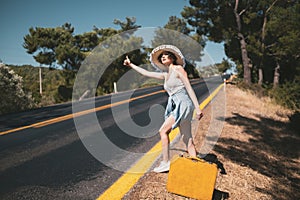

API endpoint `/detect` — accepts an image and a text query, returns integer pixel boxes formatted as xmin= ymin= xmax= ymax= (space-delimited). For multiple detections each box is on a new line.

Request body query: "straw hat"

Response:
xmin=150 ymin=44 xmax=186 ymax=71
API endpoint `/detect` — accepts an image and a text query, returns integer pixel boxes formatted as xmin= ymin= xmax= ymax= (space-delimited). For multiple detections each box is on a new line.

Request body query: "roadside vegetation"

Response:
xmin=0 ymin=64 xmax=35 ymax=115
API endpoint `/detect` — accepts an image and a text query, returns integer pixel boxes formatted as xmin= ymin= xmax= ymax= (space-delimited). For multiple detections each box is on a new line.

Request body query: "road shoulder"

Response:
xmin=123 ymin=84 xmax=299 ymax=200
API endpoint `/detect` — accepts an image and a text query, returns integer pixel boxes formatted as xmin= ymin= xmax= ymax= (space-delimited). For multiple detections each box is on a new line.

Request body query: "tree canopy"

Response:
xmin=181 ymin=0 xmax=300 ymax=86
xmin=18 ymin=5 xmax=299 ymax=110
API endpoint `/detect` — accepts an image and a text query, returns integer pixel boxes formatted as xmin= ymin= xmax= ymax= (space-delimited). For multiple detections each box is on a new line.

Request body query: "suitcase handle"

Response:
xmin=185 ymin=156 xmax=205 ymax=163
xmin=184 ymin=156 xmax=218 ymax=167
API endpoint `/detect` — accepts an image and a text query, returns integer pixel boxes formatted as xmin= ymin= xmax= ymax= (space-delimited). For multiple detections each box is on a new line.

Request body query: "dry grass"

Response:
xmin=123 ymin=85 xmax=300 ymax=200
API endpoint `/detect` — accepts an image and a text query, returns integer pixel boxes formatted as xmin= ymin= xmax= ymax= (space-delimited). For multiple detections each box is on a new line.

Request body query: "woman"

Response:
xmin=123 ymin=45 xmax=203 ymax=173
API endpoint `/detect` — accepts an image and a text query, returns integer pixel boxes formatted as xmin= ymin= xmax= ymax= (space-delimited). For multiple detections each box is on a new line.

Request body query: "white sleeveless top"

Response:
xmin=164 ymin=68 xmax=184 ymax=96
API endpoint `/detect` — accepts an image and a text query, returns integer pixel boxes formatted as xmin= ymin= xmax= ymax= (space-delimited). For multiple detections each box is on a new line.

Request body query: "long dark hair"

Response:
xmin=158 ymin=51 xmax=177 ymax=65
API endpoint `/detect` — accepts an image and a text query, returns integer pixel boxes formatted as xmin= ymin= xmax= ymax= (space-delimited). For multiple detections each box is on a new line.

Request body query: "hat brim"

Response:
xmin=150 ymin=45 xmax=185 ymax=71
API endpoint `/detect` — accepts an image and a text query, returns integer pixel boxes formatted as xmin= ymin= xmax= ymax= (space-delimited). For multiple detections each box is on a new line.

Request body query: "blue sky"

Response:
xmin=0 ymin=0 xmax=226 ymax=66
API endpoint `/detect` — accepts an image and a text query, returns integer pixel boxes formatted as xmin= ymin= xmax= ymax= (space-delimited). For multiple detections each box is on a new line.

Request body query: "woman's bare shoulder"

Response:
xmin=173 ymin=65 xmax=185 ymax=74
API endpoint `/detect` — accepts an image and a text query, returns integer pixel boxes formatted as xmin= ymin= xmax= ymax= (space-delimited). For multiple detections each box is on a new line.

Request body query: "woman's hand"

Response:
xmin=123 ymin=56 xmax=131 ymax=66
xmin=195 ymin=110 xmax=203 ymax=120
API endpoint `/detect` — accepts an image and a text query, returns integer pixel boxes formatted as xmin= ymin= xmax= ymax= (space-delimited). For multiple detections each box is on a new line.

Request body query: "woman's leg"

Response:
xmin=179 ymin=120 xmax=197 ymax=157
xmin=158 ymin=115 xmax=175 ymax=162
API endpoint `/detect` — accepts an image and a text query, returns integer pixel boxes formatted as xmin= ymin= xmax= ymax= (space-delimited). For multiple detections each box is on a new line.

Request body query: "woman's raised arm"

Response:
xmin=123 ymin=56 xmax=165 ymax=80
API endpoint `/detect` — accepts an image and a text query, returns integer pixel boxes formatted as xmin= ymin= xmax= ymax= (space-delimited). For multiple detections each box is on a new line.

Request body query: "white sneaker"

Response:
xmin=153 ymin=161 xmax=170 ymax=173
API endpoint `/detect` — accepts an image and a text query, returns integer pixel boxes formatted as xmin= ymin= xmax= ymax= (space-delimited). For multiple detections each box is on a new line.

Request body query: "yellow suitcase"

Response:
xmin=166 ymin=155 xmax=218 ymax=200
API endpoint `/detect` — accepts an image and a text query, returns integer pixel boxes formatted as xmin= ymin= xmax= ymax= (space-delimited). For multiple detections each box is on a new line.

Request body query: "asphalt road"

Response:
xmin=0 ymin=77 xmax=222 ymax=199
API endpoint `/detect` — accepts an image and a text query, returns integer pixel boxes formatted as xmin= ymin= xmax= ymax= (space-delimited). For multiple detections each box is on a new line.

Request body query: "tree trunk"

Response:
xmin=273 ymin=61 xmax=280 ymax=88
xmin=39 ymin=66 xmax=42 ymax=95
xmin=234 ymin=0 xmax=251 ymax=84
xmin=239 ymin=33 xmax=251 ymax=84
xmin=258 ymin=13 xmax=268 ymax=86
xmin=259 ymin=0 xmax=278 ymax=86
xmin=258 ymin=68 xmax=263 ymax=85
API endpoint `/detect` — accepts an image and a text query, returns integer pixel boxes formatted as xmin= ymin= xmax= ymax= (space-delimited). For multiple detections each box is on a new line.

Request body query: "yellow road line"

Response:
xmin=97 ymin=83 xmax=224 ymax=200
xmin=0 ymin=125 xmax=33 ymax=135
xmin=98 ymin=128 xmax=180 ymax=200
xmin=0 ymin=90 xmax=165 ymax=136
xmin=199 ymin=83 xmax=224 ymax=110
xmin=1 ymin=81 xmax=207 ymax=135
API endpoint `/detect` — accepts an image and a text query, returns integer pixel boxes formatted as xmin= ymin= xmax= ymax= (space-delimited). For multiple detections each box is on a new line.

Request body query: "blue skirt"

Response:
xmin=165 ymin=88 xmax=194 ymax=130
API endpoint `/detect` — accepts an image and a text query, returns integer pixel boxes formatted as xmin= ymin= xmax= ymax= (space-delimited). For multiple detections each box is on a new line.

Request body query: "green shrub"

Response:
xmin=237 ymin=82 xmax=269 ymax=98
xmin=0 ymin=64 xmax=36 ymax=114
xmin=270 ymin=81 xmax=300 ymax=110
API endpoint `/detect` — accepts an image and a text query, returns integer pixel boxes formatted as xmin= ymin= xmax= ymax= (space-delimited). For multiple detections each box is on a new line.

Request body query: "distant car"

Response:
xmin=221 ymin=73 xmax=237 ymax=84
xmin=221 ymin=73 xmax=231 ymax=81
